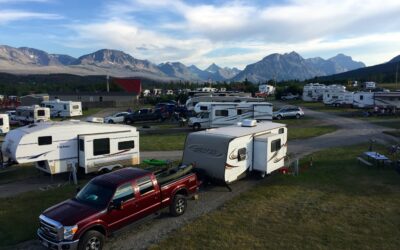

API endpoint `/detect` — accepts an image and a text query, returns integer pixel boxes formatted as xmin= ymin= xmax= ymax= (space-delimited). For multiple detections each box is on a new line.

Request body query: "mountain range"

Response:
xmin=0 ymin=45 xmax=367 ymax=82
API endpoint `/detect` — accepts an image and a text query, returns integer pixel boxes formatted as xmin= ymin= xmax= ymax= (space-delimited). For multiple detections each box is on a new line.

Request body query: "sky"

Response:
xmin=1 ymin=0 xmax=400 ymax=69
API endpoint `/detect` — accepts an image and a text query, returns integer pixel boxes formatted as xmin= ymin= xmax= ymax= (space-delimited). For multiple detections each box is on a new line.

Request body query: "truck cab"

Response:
xmin=38 ymin=167 xmax=199 ymax=250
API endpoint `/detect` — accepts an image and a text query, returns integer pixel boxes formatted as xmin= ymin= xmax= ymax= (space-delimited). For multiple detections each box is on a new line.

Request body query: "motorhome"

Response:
xmin=15 ymin=105 xmax=50 ymax=124
xmin=182 ymin=120 xmax=287 ymax=183
xmin=302 ymin=83 xmax=326 ymax=102
xmin=323 ymin=85 xmax=353 ymax=106
xmin=188 ymin=102 xmax=273 ymax=130
xmin=186 ymin=96 xmax=264 ymax=110
xmin=353 ymin=92 xmax=374 ymax=108
xmin=1 ymin=121 xmax=140 ymax=174
xmin=41 ymin=99 xmax=82 ymax=117
xmin=0 ymin=114 xmax=10 ymax=134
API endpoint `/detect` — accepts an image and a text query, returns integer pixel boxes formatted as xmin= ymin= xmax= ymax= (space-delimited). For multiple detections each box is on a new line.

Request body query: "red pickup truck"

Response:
xmin=37 ymin=167 xmax=199 ymax=250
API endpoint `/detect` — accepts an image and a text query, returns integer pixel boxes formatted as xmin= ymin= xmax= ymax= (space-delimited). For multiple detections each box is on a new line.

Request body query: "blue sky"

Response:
xmin=1 ymin=0 xmax=400 ymax=69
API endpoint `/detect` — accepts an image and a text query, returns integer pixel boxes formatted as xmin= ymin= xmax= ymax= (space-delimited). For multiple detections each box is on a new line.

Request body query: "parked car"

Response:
xmin=124 ymin=108 xmax=166 ymax=124
xmin=281 ymin=93 xmax=300 ymax=101
xmin=37 ymin=167 xmax=200 ymax=250
xmin=104 ymin=112 xmax=130 ymax=124
xmin=5 ymin=110 xmax=18 ymax=125
xmin=273 ymin=106 xmax=304 ymax=119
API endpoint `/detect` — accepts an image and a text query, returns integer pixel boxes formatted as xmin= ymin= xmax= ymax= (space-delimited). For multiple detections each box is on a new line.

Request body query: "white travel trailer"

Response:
xmin=1 ymin=121 xmax=140 ymax=174
xmin=15 ymin=105 xmax=50 ymax=124
xmin=302 ymin=83 xmax=326 ymax=102
xmin=353 ymin=92 xmax=374 ymax=108
xmin=182 ymin=121 xmax=287 ymax=183
xmin=259 ymin=84 xmax=275 ymax=95
xmin=323 ymin=85 xmax=353 ymax=106
xmin=186 ymin=96 xmax=264 ymax=110
xmin=372 ymin=92 xmax=400 ymax=109
xmin=0 ymin=114 xmax=10 ymax=134
xmin=189 ymin=102 xmax=273 ymax=130
xmin=41 ymin=99 xmax=82 ymax=117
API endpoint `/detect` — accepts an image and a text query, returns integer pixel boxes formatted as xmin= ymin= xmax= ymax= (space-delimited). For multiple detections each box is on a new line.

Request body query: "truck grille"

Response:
xmin=39 ymin=216 xmax=62 ymax=241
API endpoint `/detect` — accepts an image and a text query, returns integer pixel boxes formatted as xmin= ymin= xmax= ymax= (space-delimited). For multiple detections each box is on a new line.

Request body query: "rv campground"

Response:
xmin=1 ymin=102 xmax=400 ymax=249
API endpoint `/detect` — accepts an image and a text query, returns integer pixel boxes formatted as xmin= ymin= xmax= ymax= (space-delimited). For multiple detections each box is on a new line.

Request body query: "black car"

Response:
xmin=124 ymin=108 xmax=166 ymax=124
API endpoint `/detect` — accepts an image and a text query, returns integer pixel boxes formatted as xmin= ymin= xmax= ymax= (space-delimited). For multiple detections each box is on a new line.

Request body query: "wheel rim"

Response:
xmin=85 ymin=237 xmax=100 ymax=250
xmin=175 ymin=199 xmax=185 ymax=214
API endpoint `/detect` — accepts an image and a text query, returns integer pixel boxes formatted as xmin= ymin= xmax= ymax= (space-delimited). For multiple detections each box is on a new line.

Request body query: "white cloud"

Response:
xmin=0 ymin=9 xmax=62 ymax=24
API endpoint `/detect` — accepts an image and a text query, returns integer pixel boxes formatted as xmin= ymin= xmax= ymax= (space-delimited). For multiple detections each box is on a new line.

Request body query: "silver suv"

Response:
xmin=273 ymin=106 xmax=304 ymax=120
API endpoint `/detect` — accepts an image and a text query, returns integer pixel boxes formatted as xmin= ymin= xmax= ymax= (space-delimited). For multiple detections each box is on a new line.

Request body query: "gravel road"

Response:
xmin=10 ymin=108 xmax=400 ymax=250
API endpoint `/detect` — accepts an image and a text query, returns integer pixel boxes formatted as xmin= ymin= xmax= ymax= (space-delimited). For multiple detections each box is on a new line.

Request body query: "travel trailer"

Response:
xmin=41 ymin=99 xmax=82 ymax=117
xmin=302 ymin=83 xmax=326 ymax=102
xmin=373 ymin=92 xmax=400 ymax=109
xmin=188 ymin=102 xmax=273 ymax=130
xmin=256 ymin=84 xmax=275 ymax=96
xmin=323 ymin=85 xmax=353 ymax=106
xmin=362 ymin=81 xmax=376 ymax=90
xmin=14 ymin=105 xmax=50 ymax=124
xmin=182 ymin=121 xmax=288 ymax=183
xmin=186 ymin=96 xmax=264 ymax=110
xmin=1 ymin=121 xmax=139 ymax=174
xmin=0 ymin=114 xmax=10 ymax=134
xmin=353 ymin=92 xmax=374 ymax=108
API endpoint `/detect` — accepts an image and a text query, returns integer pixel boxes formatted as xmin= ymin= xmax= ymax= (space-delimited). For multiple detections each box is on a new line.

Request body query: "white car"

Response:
xmin=104 ymin=112 xmax=130 ymax=124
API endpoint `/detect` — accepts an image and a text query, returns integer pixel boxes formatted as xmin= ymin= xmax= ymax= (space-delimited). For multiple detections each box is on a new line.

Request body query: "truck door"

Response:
xmin=105 ymin=182 xmax=139 ymax=231
xmin=135 ymin=175 xmax=161 ymax=217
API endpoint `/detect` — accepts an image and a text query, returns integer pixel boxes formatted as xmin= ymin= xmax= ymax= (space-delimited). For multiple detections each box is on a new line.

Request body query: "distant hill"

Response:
xmin=233 ymin=51 xmax=365 ymax=82
xmin=314 ymin=55 xmax=400 ymax=83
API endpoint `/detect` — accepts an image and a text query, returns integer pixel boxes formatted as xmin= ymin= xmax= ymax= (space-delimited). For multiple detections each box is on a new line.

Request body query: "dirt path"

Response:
xmin=10 ymin=108 xmax=400 ymax=250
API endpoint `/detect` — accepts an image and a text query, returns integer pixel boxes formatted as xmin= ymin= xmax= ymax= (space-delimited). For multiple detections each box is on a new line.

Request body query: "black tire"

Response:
xmin=125 ymin=119 xmax=133 ymax=124
xmin=78 ymin=230 xmax=105 ymax=250
xmin=169 ymin=194 xmax=187 ymax=217
xmin=108 ymin=119 xmax=114 ymax=124
xmin=295 ymin=114 xmax=300 ymax=119
xmin=277 ymin=115 xmax=282 ymax=120
xmin=193 ymin=123 xmax=201 ymax=131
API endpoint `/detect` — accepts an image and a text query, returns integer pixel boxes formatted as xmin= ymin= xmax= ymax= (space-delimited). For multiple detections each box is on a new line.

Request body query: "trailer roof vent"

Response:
xmin=241 ymin=119 xmax=257 ymax=127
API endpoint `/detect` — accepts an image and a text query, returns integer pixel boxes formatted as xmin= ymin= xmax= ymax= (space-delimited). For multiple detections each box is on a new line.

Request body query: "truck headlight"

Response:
xmin=63 ymin=225 xmax=78 ymax=240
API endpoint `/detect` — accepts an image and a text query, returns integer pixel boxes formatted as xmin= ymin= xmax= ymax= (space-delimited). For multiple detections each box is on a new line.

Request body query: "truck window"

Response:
xmin=93 ymin=138 xmax=110 ymax=155
xmin=215 ymin=110 xmax=228 ymax=117
xmin=113 ymin=183 xmax=134 ymax=204
xmin=79 ymin=139 xmax=85 ymax=152
xmin=118 ymin=140 xmax=135 ymax=150
xmin=137 ymin=176 xmax=154 ymax=195
xmin=271 ymin=139 xmax=281 ymax=152
xmin=37 ymin=110 xmax=45 ymax=117
xmin=38 ymin=136 xmax=52 ymax=145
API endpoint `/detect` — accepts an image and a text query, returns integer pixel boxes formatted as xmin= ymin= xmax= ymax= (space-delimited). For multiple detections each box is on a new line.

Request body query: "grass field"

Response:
xmin=152 ymin=144 xmax=400 ymax=250
xmin=288 ymin=125 xmax=337 ymax=140
xmin=140 ymin=133 xmax=188 ymax=151
xmin=0 ymin=164 xmax=39 ymax=185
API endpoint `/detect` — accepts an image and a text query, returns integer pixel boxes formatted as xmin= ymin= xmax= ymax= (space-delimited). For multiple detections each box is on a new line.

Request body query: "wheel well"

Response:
xmin=175 ymin=188 xmax=188 ymax=197
xmin=80 ymin=225 xmax=107 ymax=238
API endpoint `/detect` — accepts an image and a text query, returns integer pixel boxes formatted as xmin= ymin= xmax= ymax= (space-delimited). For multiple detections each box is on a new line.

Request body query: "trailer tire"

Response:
xmin=78 ymin=230 xmax=105 ymax=250
xmin=169 ymin=194 xmax=187 ymax=217
xmin=193 ymin=123 xmax=201 ymax=131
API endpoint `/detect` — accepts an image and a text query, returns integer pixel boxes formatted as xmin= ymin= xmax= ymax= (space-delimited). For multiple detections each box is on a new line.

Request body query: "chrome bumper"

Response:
xmin=37 ymin=230 xmax=79 ymax=250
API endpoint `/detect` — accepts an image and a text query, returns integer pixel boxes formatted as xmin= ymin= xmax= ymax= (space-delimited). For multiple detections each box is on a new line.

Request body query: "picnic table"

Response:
xmin=362 ymin=151 xmax=390 ymax=167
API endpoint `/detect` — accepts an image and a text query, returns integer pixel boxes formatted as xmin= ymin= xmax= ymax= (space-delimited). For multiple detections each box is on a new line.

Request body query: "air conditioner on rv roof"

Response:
xmin=242 ymin=119 xmax=257 ymax=127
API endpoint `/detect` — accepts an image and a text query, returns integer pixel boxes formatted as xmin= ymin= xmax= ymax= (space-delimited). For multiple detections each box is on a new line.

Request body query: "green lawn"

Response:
xmin=0 ymin=164 xmax=39 ymax=185
xmin=151 ymin=144 xmax=400 ymax=250
xmin=140 ymin=133 xmax=188 ymax=151
xmin=288 ymin=125 xmax=338 ymax=140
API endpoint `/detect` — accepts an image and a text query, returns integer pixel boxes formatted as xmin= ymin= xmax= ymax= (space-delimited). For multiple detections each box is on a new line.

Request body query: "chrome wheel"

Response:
xmin=85 ymin=237 xmax=100 ymax=250
xmin=175 ymin=198 xmax=185 ymax=214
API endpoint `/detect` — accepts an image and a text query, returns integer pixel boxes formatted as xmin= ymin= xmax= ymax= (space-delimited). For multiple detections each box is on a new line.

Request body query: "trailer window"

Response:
xmin=63 ymin=104 xmax=67 ymax=110
xmin=238 ymin=147 xmax=247 ymax=161
xmin=237 ymin=109 xmax=243 ymax=115
xmin=113 ymin=183 xmax=134 ymax=204
xmin=137 ymin=176 xmax=154 ymax=195
xmin=0 ymin=118 xmax=3 ymax=126
xmin=200 ymin=106 xmax=208 ymax=111
xmin=37 ymin=110 xmax=45 ymax=117
xmin=360 ymin=95 xmax=364 ymax=100
xmin=73 ymin=105 xmax=80 ymax=110
xmin=93 ymin=138 xmax=110 ymax=155
xmin=271 ymin=139 xmax=281 ymax=152
xmin=279 ymin=128 xmax=284 ymax=134
xmin=79 ymin=139 xmax=85 ymax=152
xmin=118 ymin=140 xmax=135 ymax=150
xmin=38 ymin=136 xmax=52 ymax=145
xmin=215 ymin=110 xmax=228 ymax=117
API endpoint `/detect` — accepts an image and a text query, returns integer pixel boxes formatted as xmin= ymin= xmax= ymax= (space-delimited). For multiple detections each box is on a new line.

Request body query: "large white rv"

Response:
xmin=0 ymin=114 xmax=10 ymax=134
xmin=373 ymin=92 xmax=400 ymax=109
xmin=353 ymin=92 xmax=374 ymax=108
xmin=188 ymin=102 xmax=273 ymax=130
xmin=15 ymin=105 xmax=50 ymax=124
xmin=182 ymin=121 xmax=287 ymax=183
xmin=41 ymin=99 xmax=82 ymax=117
xmin=186 ymin=96 xmax=264 ymax=110
xmin=323 ymin=85 xmax=353 ymax=106
xmin=1 ymin=121 xmax=140 ymax=174
xmin=302 ymin=83 xmax=326 ymax=102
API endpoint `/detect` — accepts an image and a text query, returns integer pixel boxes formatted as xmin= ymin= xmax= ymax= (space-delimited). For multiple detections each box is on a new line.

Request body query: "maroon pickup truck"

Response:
xmin=37 ymin=167 xmax=199 ymax=250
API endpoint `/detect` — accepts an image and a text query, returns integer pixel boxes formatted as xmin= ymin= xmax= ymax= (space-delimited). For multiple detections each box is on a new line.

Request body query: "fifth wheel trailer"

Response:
xmin=41 ymin=99 xmax=82 ymax=117
xmin=182 ymin=121 xmax=287 ymax=183
xmin=1 ymin=121 xmax=139 ymax=174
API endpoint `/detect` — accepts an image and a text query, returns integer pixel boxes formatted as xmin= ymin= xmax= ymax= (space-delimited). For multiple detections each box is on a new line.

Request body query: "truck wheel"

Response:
xmin=78 ymin=230 xmax=105 ymax=250
xmin=295 ymin=114 xmax=300 ymax=119
xmin=193 ymin=123 xmax=201 ymax=131
xmin=170 ymin=194 xmax=187 ymax=216
xmin=276 ymin=115 xmax=282 ymax=120
xmin=125 ymin=119 xmax=132 ymax=124
xmin=108 ymin=119 xmax=114 ymax=124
